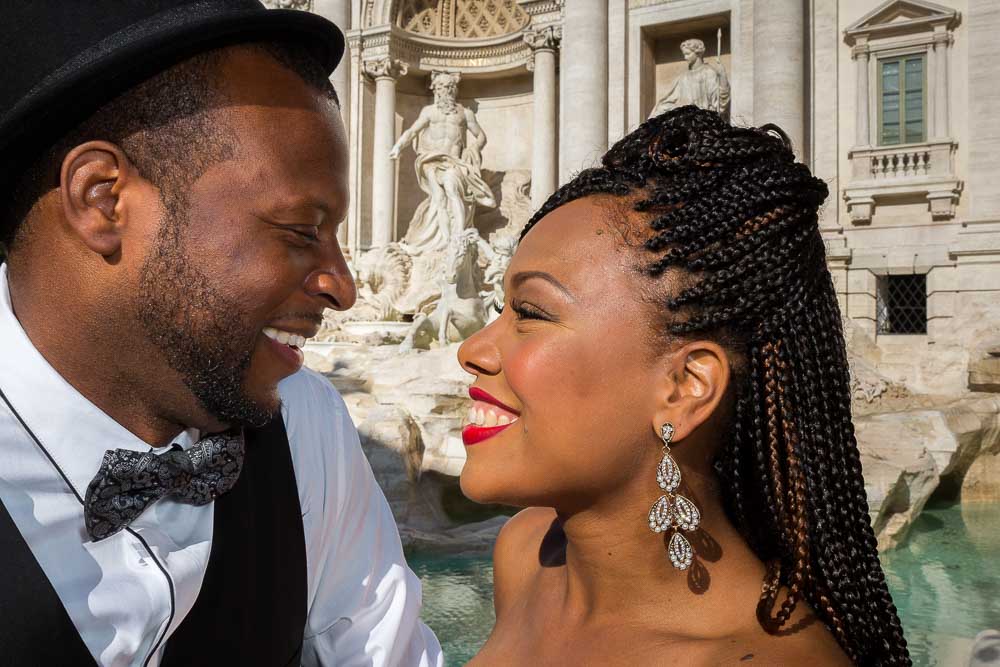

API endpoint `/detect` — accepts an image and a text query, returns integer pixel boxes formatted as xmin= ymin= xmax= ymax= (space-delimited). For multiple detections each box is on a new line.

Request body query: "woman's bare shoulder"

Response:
xmin=705 ymin=614 xmax=852 ymax=666
xmin=492 ymin=507 xmax=559 ymax=614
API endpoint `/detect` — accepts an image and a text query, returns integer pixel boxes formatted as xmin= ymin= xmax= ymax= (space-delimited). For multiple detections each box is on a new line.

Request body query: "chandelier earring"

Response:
xmin=647 ymin=422 xmax=702 ymax=570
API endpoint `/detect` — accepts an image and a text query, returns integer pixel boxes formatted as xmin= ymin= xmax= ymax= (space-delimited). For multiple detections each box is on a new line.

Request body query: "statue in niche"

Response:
xmin=389 ymin=71 xmax=496 ymax=253
xmin=650 ymin=35 xmax=730 ymax=120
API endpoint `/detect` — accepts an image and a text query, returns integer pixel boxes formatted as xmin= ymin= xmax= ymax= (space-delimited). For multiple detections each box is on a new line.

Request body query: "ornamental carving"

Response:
xmin=396 ymin=0 xmax=529 ymax=39
xmin=363 ymin=57 xmax=410 ymax=80
xmin=523 ymin=25 xmax=560 ymax=51
xmin=262 ymin=0 xmax=312 ymax=9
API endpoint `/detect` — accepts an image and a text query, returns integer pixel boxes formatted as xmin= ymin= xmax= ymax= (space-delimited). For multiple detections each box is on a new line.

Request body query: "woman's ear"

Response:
xmin=651 ymin=341 xmax=731 ymax=444
xmin=59 ymin=141 xmax=132 ymax=257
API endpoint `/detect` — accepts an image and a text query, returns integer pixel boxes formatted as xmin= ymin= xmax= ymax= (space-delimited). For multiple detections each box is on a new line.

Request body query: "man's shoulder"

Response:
xmin=276 ymin=368 xmax=357 ymax=458
xmin=276 ymin=369 xmax=368 ymax=506
xmin=278 ymin=367 xmax=348 ymax=417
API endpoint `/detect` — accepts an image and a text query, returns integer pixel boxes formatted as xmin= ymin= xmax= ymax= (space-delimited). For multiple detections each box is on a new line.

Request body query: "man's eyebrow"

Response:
xmin=509 ymin=270 xmax=576 ymax=301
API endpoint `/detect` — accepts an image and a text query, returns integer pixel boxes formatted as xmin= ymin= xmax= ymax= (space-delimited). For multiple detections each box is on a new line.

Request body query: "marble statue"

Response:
xmin=482 ymin=227 xmax=518 ymax=322
xmin=390 ymin=71 xmax=497 ymax=253
xmin=399 ymin=228 xmax=488 ymax=351
xmin=349 ymin=245 xmax=413 ymax=322
xmin=650 ymin=37 xmax=730 ymax=120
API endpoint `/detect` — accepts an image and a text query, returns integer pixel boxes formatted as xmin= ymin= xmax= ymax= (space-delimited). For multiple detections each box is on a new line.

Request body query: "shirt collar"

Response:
xmin=0 ymin=263 xmax=199 ymax=499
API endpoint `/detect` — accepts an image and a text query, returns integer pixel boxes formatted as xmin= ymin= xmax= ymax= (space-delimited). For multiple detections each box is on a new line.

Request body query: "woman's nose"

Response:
xmin=457 ymin=320 xmax=502 ymax=378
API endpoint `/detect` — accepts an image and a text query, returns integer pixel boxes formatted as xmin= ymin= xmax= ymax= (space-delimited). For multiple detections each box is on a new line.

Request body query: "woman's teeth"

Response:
xmin=263 ymin=326 xmax=307 ymax=348
xmin=467 ymin=407 xmax=515 ymax=427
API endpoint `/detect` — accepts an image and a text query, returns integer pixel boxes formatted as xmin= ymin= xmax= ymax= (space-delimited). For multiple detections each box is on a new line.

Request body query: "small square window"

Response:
xmin=876 ymin=274 xmax=927 ymax=334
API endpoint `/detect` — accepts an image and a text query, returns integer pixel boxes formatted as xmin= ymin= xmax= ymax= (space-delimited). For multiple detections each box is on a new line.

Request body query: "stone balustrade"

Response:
xmin=844 ymin=140 xmax=962 ymax=224
xmin=851 ymin=140 xmax=954 ymax=182
xmin=868 ymin=146 xmax=931 ymax=180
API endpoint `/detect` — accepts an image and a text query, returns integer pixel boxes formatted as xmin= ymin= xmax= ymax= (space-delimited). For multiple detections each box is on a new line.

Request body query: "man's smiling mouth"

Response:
xmin=262 ymin=326 xmax=309 ymax=349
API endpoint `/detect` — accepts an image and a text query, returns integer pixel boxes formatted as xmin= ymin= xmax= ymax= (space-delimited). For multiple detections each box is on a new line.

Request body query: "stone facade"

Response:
xmin=305 ymin=0 xmax=999 ymax=397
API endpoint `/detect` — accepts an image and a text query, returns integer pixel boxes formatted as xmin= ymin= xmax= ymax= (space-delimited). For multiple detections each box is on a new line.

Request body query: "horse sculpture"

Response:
xmin=399 ymin=228 xmax=488 ymax=351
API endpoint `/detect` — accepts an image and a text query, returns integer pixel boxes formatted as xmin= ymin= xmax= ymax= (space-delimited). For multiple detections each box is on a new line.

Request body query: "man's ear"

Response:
xmin=59 ymin=141 xmax=132 ymax=257
xmin=651 ymin=341 xmax=732 ymax=445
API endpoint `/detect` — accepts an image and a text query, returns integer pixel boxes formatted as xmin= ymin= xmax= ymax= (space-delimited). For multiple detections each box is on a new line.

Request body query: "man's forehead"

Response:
xmin=217 ymin=47 xmax=326 ymax=109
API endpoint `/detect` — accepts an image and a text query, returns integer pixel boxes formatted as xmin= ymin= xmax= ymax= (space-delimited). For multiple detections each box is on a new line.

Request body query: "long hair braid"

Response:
xmin=520 ymin=106 xmax=910 ymax=665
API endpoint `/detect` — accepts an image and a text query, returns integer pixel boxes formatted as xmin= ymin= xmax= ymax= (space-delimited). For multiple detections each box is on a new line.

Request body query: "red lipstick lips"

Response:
xmin=469 ymin=387 xmax=518 ymax=413
xmin=462 ymin=387 xmax=520 ymax=446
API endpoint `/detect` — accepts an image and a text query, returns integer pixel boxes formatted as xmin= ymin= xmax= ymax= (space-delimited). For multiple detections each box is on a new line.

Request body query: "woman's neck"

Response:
xmin=554 ymin=469 xmax=769 ymax=637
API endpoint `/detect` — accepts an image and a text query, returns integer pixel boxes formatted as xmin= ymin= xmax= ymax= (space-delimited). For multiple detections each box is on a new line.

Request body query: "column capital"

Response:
xmin=851 ymin=43 xmax=870 ymax=59
xmin=363 ymin=57 xmax=408 ymax=81
xmin=932 ymin=31 xmax=953 ymax=48
xmin=524 ymin=25 xmax=561 ymax=52
xmin=525 ymin=26 xmax=560 ymax=72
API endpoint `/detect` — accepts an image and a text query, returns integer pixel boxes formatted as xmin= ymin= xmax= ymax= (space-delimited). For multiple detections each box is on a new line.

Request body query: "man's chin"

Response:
xmin=233 ymin=383 xmax=282 ymax=427
xmin=188 ymin=373 xmax=282 ymax=430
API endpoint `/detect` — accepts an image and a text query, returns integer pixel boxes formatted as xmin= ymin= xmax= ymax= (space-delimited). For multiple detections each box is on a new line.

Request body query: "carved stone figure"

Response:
xmin=390 ymin=71 xmax=497 ymax=253
xmin=398 ymin=228 xmax=488 ymax=351
xmin=350 ymin=245 xmax=414 ymax=322
xmin=482 ymin=226 xmax=518 ymax=321
xmin=650 ymin=37 xmax=730 ymax=119
xmin=262 ymin=0 xmax=311 ymax=9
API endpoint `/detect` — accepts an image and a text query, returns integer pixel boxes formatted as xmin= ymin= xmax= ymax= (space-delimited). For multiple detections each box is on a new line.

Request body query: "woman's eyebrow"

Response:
xmin=509 ymin=270 xmax=576 ymax=301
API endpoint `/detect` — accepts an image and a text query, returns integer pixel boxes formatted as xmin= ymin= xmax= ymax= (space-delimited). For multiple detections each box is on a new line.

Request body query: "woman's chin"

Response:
xmin=458 ymin=470 xmax=499 ymax=505
xmin=459 ymin=467 xmax=546 ymax=509
xmin=459 ymin=469 xmax=521 ymax=507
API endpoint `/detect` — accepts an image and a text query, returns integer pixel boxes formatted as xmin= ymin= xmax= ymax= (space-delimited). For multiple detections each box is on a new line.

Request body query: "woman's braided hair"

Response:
xmin=521 ymin=106 xmax=910 ymax=665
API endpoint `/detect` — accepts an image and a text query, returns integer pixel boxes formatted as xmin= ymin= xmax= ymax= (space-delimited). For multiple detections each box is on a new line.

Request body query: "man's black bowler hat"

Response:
xmin=0 ymin=0 xmax=345 ymax=192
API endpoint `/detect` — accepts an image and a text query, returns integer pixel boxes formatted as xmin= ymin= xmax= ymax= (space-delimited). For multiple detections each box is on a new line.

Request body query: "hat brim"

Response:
xmin=1 ymin=6 xmax=345 ymax=167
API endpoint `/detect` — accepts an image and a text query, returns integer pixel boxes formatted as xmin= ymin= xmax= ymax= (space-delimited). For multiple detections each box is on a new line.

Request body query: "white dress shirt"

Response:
xmin=0 ymin=263 xmax=443 ymax=667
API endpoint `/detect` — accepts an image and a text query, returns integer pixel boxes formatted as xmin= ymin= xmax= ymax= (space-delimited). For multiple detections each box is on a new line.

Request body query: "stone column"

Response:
xmin=312 ymin=0 xmax=351 ymax=116
xmin=365 ymin=58 xmax=408 ymax=248
xmin=346 ymin=36 xmax=363 ymax=255
xmin=932 ymin=30 xmax=950 ymax=140
xmin=311 ymin=0 xmax=352 ymax=247
xmin=852 ymin=42 xmax=870 ymax=147
xmin=560 ymin=0 xmax=608 ymax=183
xmin=526 ymin=27 xmax=560 ymax=211
xmin=753 ymin=0 xmax=805 ymax=157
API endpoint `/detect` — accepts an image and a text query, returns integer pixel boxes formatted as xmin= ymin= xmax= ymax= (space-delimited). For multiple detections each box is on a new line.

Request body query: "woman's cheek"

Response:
xmin=503 ymin=336 xmax=581 ymax=405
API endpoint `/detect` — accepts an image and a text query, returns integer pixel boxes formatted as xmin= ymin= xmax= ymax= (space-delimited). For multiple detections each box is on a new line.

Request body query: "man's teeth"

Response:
xmin=263 ymin=327 xmax=307 ymax=348
xmin=467 ymin=406 xmax=517 ymax=427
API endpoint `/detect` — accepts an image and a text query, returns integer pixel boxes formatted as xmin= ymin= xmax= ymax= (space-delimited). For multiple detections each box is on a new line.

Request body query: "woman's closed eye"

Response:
xmin=510 ymin=299 xmax=553 ymax=322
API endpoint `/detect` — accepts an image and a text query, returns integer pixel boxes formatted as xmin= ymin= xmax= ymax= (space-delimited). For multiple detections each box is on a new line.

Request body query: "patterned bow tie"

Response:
xmin=84 ymin=431 xmax=245 ymax=541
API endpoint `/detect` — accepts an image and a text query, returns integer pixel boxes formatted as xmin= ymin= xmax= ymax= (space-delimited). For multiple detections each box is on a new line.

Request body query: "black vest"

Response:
xmin=0 ymin=415 xmax=307 ymax=666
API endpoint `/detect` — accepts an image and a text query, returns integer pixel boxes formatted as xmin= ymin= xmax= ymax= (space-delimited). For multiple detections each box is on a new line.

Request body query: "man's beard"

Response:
xmin=135 ymin=204 xmax=276 ymax=428
xmin=435 ymin=95 xmax=457 ymax=113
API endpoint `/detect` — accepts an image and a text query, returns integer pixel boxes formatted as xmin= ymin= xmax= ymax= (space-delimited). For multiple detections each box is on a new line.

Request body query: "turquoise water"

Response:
xmin=880 ymin=502 xmax=1000 ymax=666
xmin=410 ymin=554 xmax=495 ymax=666
xmin=411 ymin=502 xmax=1000 ymax=666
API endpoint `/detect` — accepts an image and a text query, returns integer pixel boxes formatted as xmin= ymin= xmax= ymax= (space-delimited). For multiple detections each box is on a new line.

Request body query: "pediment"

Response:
xmin=845 ymin=0 xmax=958 ymax=41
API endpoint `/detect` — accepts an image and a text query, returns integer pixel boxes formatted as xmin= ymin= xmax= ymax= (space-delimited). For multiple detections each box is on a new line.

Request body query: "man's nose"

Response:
xmin=305 ymin=242 xmax=357 ymax=311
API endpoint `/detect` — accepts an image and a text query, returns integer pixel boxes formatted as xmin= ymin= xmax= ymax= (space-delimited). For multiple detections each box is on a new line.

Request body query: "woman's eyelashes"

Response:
xmin=493 ymin=295 xmax=556 ymax=321
xmin=510 ymin=299 xmax=553 ymax=322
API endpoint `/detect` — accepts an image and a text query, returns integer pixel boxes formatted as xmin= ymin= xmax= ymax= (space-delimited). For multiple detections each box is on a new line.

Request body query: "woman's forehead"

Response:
xmin=510 ymin=197 xmax=643 ymax=294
